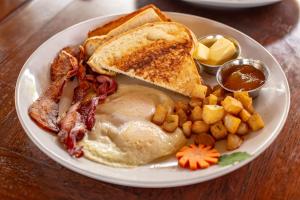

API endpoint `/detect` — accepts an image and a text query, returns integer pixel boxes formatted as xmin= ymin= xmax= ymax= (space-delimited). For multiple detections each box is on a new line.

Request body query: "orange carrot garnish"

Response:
xmin=176 ymin=144 xmax=220 ymax=170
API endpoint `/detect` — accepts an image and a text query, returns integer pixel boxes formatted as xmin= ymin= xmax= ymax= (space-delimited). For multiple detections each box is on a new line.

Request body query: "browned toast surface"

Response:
xmin=88 ymin=22 xmax=202 ymax=97
xmin=88 ymin=4 xmax=170 ymax=37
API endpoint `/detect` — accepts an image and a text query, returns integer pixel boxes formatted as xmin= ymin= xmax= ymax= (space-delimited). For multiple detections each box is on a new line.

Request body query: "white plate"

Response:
xmin=15 ymin=12 xmax=290 ymax=188
xmin=181 ymin=0 xmax=282 ymax=8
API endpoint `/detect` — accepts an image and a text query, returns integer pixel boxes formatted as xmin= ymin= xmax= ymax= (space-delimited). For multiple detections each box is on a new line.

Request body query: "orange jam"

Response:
xmin=222 ymin=65 xmax=265 ymax=91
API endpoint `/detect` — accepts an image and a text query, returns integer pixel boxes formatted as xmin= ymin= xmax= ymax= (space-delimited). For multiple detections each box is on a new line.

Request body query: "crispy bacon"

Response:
xmin=50 ymin=50 xmax=79 ymax=82
xmin=58 ymin=97 xmax=99 ymax=157
xmin=72 ymin=61 xmax=91 ymax=103
xmin=63 ymin=45 xmax=84 ymax=62
xmin=58 ymin=103 xmax=86 ymax=157
xmin=78 ymin=97 xmax=99 ymax=131
xmin=28 ymin=78 xmax=67 ymax=132
xmin=96 ymin=75 xmax=118 ymax=99
xmin=28 ymin=43 xmax=119 ymax=158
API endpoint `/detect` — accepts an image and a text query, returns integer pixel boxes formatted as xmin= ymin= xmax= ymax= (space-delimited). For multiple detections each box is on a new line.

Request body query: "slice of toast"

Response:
xmin=88 ymin=22 xmax=202 ymax=97
xmin=88 ymin=4 xmax=170 ymax=37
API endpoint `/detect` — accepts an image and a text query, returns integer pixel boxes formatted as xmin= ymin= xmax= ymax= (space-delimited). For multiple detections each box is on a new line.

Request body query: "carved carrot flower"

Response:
xmin=176 ymin=144 xmax=220 ymax=170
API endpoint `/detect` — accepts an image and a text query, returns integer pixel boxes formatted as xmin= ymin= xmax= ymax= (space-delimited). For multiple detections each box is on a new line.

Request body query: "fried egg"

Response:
xmin=80 ymin=84 xmax=187 ymax=167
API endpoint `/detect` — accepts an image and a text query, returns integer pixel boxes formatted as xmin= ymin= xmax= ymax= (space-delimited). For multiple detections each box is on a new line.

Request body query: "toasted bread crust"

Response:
xmin=114 ymin=40 xmax=191 ymax=82
xmin=88 ymin=22 xmax=202 ymax=97
xmin=88 ymin=4 xmax=170 ymax=37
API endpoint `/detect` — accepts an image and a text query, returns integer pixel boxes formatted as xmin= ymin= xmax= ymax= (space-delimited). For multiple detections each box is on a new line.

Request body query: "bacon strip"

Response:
xmin=50 ymin=49 xmax=79 ymax=82
xmin=28 ymin=77 xmax=67 ymax=132
xmin=29 ymin=44 xmax=119 ymax=158
xmin=29 ymin=45 xmax=82 ymax=132
xmin=58 ymin=97 xmax=99 ymax=157
xmin=58 ymin=103 xmax=86 ymax=157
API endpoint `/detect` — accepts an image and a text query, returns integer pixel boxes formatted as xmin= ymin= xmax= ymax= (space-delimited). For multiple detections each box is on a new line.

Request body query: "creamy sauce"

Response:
xmin=80 ymin=84 xmax=187 ymax=167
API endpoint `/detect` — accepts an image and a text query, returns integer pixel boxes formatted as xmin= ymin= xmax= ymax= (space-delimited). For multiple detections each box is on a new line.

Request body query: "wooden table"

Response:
xmin=0 ymin=0 xmax=299 ymax=199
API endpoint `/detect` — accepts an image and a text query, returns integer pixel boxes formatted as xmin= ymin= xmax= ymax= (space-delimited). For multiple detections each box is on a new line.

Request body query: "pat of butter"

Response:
xmin=193 ymin=42 xmax=209 ymax=61
xmin=208 ymin=38 xmax=236 ymax=65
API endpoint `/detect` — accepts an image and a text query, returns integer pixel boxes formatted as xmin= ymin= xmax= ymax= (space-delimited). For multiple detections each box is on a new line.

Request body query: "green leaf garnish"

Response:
xmin=218 ymin=152 xmax=251 ymax=167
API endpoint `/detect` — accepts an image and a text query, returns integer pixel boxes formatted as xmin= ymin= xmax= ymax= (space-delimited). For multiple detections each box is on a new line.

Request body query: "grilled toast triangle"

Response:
xmin=88 ymin=4 xmax=170 ymax=37
xmin=88 ymin=22 xmax=202 ymax=97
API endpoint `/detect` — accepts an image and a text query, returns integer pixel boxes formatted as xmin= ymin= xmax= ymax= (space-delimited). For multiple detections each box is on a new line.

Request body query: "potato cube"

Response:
xmin=152 ymin=104 xmax=167 ymax=125
xmin=202 ymin=105 xmax=225 ymax=124
xmin=221 ymin=96 xmax=243 ymax=115
xmin=176 ymin=109 xmax=188 ymax=127
xmin=236 ymin=122 xmax=249 ymax=135
xmin=227 ymin=134 xmax=243 ymax=150
xmin=208 ymin=94 xmax=218 ymax=105
xmin=224 ymin=114 xmax=241 ymax=134
xmin=247 ymin=113 xmax=265 ymax=131
xmin=210 ymin=121 xmax=227 ymax=140
xmin=191 ymin=84 xmax=207 ymax=99
xmin=189 ymin=97 xmax=202 ymax=108
xmin=162 ymin=114 xmax=179 ymax=133
xmin=182 ymin=121 xmax=192 ymax=138
xmin=192 ymin=121 xmax=210 ymax=134
xmin=174 ymin=101 xmax=189 ymax=113
xmin=190 ymin=106 xmax=202 ymax=121
xmin=234 ymin=91 xmax=254 ymax=113
xmin=194 ymin=133 xmax=215 ymax=147
xmin=239 ymin=109 xmax=251 ymax=122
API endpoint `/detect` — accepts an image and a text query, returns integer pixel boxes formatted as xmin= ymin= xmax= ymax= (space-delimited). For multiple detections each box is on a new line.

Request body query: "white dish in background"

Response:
xmin=15 ymin=12 xmax=290 ymax=188
xmin=180 ymin=0 xmax=282 ymax=8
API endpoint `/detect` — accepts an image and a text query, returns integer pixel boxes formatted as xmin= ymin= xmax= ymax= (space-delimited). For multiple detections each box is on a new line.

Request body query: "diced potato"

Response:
xmin=234 ymin=91 xmax=254 ymax=113
xmin=224 ymin=114 xmax=241 ymax=134
xmin=194 ymin=133 xmax=215 ymax=147
xmin=174 ymin=101 xmax=189 ymax=113
xmin=202 ymin=105 xmax=225 ymax=124
xmin=176 ymin=109 xmax=188 ymax=127
xmin=191 ymin=85 xmax=207 ymax=99
xmin=190 ymin=106 xmax=202 ymax=121
xmin=208 ymin=94 xmax=218 ymax=105
xmin=162 ymin=114 xmax=179 ymax=133
xmin=182 ymin=121 xmax=192 ymax=138
xmin=239 ymin=109 xmax=251 ymax=122
xmin=236 ymin=122 xmax=250 ymax=135
xmin=221 ymin=96 xmax=243 ymax=115
xmin=189 ymin=97 xmax=202 ymax=108
xmin=192 ymin=121 xmax=210 ymax=134
xmin=210 ymin=121 xmax=228 ymax=140
xmin=227 ymin=134 xmax=243 ymax=150
xmin=212 ymin=85 xmax=225 ymax=98
xmin=194 ymin=42 xmax=210 ymax=61
xmin=152 ymin=104 xmax=167 ymax=125
xmin=247 ymin=113 xmax=265 ymax=131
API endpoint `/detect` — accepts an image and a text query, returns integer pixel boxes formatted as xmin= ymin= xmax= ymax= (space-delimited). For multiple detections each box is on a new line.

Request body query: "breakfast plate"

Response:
xmin=15 ymin=11 xmax=290 ymax=187
xmin=180 ymin=0 xmax=282 ymax=8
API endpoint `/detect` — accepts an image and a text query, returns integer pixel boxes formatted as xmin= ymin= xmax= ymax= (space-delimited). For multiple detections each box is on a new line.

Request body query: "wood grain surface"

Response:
xmin=0 ymin=0 xmax=299 ymax=199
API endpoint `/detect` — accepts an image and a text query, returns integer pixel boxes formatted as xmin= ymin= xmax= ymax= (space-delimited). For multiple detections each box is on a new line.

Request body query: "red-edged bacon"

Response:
xmin=50 ymin=50 xmax=79 ymax=82
xmin=63 ymin=45 xmax=84 ymax=62
xmin=58 ymin=103 xmax=86 ymax=157
xmin=58 ymin=97 xmax=99 ymax=157
xmin=28 ymin=43 xmax=119 ymax=158
xmin=28 ymin=77 xmax=67 ymax=132
xmin=78 ymin=97 xmax=99 ymax=131
xmin=96 ymin=75 xmax=118 ymax=98
xmin=72 ymin=62 xmax=90 ymax=103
